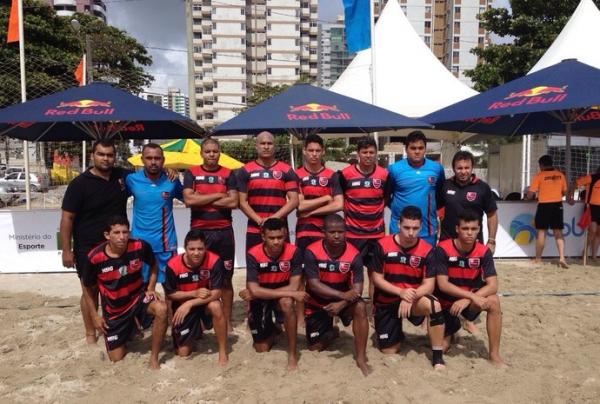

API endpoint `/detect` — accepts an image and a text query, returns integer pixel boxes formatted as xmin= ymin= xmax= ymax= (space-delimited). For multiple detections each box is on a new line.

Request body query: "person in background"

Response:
xmin=569 ymin=165 xmax=600 ymax=260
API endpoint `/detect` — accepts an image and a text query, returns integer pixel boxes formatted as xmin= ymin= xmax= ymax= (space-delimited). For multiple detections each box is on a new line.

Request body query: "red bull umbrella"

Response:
xmin=212 ymin=83 xmax=430 ymax=137
xmin=0 ymin=82 xmax=204 ymax=141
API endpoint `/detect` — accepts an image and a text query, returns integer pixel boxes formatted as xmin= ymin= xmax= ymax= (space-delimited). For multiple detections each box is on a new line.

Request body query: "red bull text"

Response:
xmin=287 ymin=103 xmax=351 ymax=121
xmin=488 ymin=86 xmax=568 ymax=110
xmin=45 ymin=99 xmax=114 ymax=116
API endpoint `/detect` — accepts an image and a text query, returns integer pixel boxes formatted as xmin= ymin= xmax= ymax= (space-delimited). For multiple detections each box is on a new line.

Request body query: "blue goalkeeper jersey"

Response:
xmin=388 ymin=158 xmax=445 ymax=244
xmin=126 ymin=170 xmax=183 ymax=253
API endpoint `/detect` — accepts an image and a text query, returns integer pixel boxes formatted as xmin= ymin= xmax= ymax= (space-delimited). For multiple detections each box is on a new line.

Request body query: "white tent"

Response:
xmin=529 ymin=0 xmax=600 ymax=73
xmin=330 ymin=0 xmax=478 ymax=142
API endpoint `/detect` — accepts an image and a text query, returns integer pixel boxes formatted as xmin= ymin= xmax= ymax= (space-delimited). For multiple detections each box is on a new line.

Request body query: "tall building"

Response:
xmin=186 ymin=0 xmax=319 ymax=130
xmin=141 ymin=89 xmax=190 ymax=117
xmin=46 ymin=0 xmax=107 ymax=22
xmin=374 ymin=0 xmax=489 ymax=86
xmin=318 ymin=16 xmax=354 ymax=88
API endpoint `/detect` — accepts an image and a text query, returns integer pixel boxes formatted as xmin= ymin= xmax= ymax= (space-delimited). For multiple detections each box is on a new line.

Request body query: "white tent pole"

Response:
xmin=16 ymin=0 xmax=30 ymax=210
xmin=566 ymin=123 xmax=572 ymax=184
xmin=369 ymin=0 xmax=379 ymax=147
xmin=82 ymin=53 xmax=87 ymax=172
xmin=526 ymin=134 xmax=532 ymax=187
xmin=521 ymin=135 xmax=527 ymax=198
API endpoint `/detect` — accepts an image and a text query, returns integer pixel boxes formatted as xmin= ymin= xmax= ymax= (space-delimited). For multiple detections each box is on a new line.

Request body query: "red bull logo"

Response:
xmin=45 ymin=99 xmax=115 ymax=116
xmin=488 ymin=85 xmax=568 ymax=111
xmin=287 ymin=103 xmax=351 ymax=121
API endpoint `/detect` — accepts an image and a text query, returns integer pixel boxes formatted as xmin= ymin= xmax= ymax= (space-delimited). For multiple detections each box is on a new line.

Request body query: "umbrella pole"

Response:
xmin=565 ymin=122 xmax=572 ymax=184
xmin=82 ymin=140 xmax=86 ymax=172
xmin=583 ymin=227 xmax=589 ymax=266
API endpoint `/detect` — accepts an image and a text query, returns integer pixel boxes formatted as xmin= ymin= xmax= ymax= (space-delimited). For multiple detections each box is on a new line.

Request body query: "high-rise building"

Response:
xmin=140 ymin=89 xmax=190 ymax=117
xmin=318 ymin=16 xmax=354 ymax=88
xmin=45 ymin=0 xmax=107 ymax=22
xmin=186 ymin=0 xmax=319 ymax=130
xmin=374 ymin=0 xmax=489 ymax=86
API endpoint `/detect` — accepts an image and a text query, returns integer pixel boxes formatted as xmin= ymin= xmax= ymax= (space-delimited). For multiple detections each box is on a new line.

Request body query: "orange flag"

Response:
xmin=7 ymin=0 xmax=19 ymax=43
xmin=74 ymin=57 xmax=85 ymax=86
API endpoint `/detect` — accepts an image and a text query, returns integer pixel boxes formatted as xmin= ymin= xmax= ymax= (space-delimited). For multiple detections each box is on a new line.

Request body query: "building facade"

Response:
xmin=317 ymin=16 xmax=354 ymax=89
xmin=141 ymin=88 xmax=190 ymax=117
xmin=46 ymin=0 xmax=107 ymax=22
xmin=186 ymin=0 xmax=319 ymax=129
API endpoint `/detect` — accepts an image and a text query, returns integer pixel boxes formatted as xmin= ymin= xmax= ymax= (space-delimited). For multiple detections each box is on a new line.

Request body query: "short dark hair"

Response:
xmin=184 ymin=229 xmax=206 ymax=247
xmin=104 ymin=215 xmax=129 ymax=233
xmin=142 ymin=142 xmax=162 ymax=154
xmin=201 ymin=138 xmax=220 ymax=150
xmin=452 ymin=150 xmax=475 ymax=168
xmin=262 ymin=217 xmax=285 ymax=232
xmin=457 ymin=208 xmax=480 ymax=224
xmin=324 ymin=214 xmax=346 ymax=230
xmin=304 ymin=134 xmax=324 ymax=148
xmin=539 ymin=155 xmax=553 ymax=167
xmin=356 ymin=136 xmax=377 ymax=152
xmin=404 ymin=131 xmax=427 ymax=147
xmin=400 ymin=205 xmax=422 ymax=222
xmin=92 ymin=139 xmax=116 ymax=153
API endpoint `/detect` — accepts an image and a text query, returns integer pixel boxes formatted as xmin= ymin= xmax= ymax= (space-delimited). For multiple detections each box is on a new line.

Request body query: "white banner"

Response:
xmin=0 ymin=202 xmax=588 ymax=273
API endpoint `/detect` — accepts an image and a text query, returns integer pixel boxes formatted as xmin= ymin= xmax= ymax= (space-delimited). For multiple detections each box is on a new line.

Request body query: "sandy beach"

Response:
xmin=1 ymin=260 xmax=599 ymax=403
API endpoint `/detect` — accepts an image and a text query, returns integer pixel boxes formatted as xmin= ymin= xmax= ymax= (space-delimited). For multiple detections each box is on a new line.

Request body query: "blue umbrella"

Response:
xmin=0 ymin=82 xmax=204 ymax=141
xmin=212 ymin=83 xmax=430 ymax=137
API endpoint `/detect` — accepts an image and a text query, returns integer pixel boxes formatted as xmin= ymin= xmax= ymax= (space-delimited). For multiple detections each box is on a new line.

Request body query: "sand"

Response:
xmin=1 ymin=260 xmax=600 ymax=403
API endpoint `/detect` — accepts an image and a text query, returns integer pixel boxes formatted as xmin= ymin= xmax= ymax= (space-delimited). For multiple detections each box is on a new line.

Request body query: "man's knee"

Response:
xmin=108 ymin=347 xmax=126 ymax=362
xmin=353 ymin=300 xmax=367 ymax=319
xmin=207 ymin=300 xmax=224 ymax=319
xmin=253 ymin=342 xmax=271 ymax=353
xmin=486 ymin=294 xmax=501 ymax=313
xmin=278 ymin=297 xmax=294 ymax=313
xmin=150 ymin=301 xmax=168 ymax=321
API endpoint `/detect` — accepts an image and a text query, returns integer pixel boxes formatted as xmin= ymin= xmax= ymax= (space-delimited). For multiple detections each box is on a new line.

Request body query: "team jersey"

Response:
xmin=246 ymin=242 xmax=303 ymax=289
xmin=163 ymin=251 xmax=224 ymax=311
xmin=388 ymin=158 xmax=445 ymax=238
xmin=303 ymin=240 xmax=364 ymax=314
xmin=295 ymin=166 xmax=343 ymax=240
xmin=126 ymin=170 xmax=183 ymax=253
xmin=438 ymin=175 xmax=497 ymax=242
xmin=183 ymin=165 xmax=238 ymax=230
xmin=237 ymin=160 xmax=299 ymax=234
xmin=82 ymin=239 xmax=155 ymax=320
xmin=529 ymin=169 xmax=567 ymax=203
xmin=433 ymin=239 xmax=496 ymax=310
xmin=372 ymin=236 xmax=435 ymax=306
xmin=339 ymin=164 xmax=389 ymax=239
xmin=576 ymin=174 xmax=600 ymax=205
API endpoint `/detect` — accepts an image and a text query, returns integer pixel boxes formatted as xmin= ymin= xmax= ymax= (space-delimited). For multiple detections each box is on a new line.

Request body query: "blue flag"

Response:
xmin=343 ymin=0 xmax=371 ymax=53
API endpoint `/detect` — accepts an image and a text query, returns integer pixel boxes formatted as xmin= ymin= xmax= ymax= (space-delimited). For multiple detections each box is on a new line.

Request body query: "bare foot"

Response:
xmin=489 ymin=354 xmax=508 ymax=368
xmin=287 ymin=354 xmax=298 ymax=371
xmin=356 ymin=357 xmax=372 ymax=376
xmin=558 ymin=260 xmax=569 ymax=269
xmin=218 ymin=353 xmax=229 ymax=366
xmin=433 ymin=363 xmax=446 ymax=370
xmin=149 ymin=358 xmax=161 ymax=370
xmin=462 ymin=320 xmax=480 ymax=336
xmin=85 ymin=333 xmax=97 ymax=344
xmin=530 ymin=259 xmax=542 ymax=264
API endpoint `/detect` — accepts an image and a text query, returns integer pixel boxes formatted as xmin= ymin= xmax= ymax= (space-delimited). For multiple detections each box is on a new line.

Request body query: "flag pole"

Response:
xmin=82 ymin=53 xmax=87 ymax=172
xmin=369 ymin=0 xmax=378 ymax=147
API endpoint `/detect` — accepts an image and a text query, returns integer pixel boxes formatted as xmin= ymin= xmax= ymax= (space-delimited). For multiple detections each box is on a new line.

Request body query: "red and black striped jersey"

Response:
xmin=237 ymin=160 xmax=299 ymax=233
xmin=295 ymin=166 xmax=343 ymax=240
xmin=303 ymin=240 xmax=364 ymax=314
xmin=246 ymin=242 xmax=303 ymax=289
xmin=339 ymin=164 xmax=389 ymax=239
xmin=372 ymin=236 xmax=435 ymax=306
xmin=82 ymin=239 xmax=155 ymax=320
xmin=433 ymin=239 xmax=496 ymax=309
xmin=163 ymin=251 xmax=224 ymax=311
xmin=183 ymin=165 xmax=238 ymax=230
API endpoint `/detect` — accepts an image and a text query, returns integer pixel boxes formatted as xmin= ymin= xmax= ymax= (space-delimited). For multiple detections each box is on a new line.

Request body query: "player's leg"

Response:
xmin=214 ymin=229 xmax=235 ymax=333
xmin=411 ymin=296 xmax=445 ymax=368
xmin=554 ymin=229 xmax=568 ymax=268
xmin=206 ymin=300 xmax=228 ymax=365
xmin=172 ymin=306 xmax=203 ymax=358
xmin=305 ymin=309 xmax=337 ymax=351
xmin=277 ymin=296 xmax=298 ymax=370
xmin=248 ymin=300 xmax=275 ymax=352
xmin=146 ymin=298 xmax=168 ymax=369
xmin=593 ymin=221 xmax=600 ymax=259
xmin=76 ymin=252 xmax=99 ymax=344
xmin=534 ymin=229 xmax=546 ymax=262
xmin=374 ymin=303 xmax=403 ymax=354
xmin=481 ymin=295 xmax=505 ymax=366
xmin=442 ymin=310 xmax=460 ymax=353
xmin=349 ymin=300 xmax=372 ymax=376
xmin=533 ymin=204 xmax=547 ymax=263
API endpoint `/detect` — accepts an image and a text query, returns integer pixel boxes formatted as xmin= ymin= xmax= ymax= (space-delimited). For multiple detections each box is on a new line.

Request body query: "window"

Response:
xmin=193 ymin=45 xmax=202 ymax=53
xmin=453 ymin=51 xmax=459 ymax=58
xmin=267 ymin=67 xmax=272 ymax=74
xmin=195 ymin=87 xmax=203 ymax=93
xmin=425 ymin=6 xmax=431 ymax=13
xmin=212 ymin=22 xmax=217 ymax=29
xmin=193 ymin=32 xmax=202 ymax=39
xmin=295 ymin=39 xmax=300 ymax=46
xmin=267 ymin=38 xmax=272 ymax=45
xmin=295 ymin=68 xmax=300 ymax=75
xmin=242 ymin=82 xmax=246 ymax=90
xmin=454 ymin=22 xmax=460 ymax=30
xmin=424 ymin=36 xmax=431 ymax=45
xmin=193 ymin=4 xmax=202 ymax=11
xmin=241 ymin=67 xmax=245 ymax=74
xmin=241 ymin=38 xmax=246 ymax=45
xmin=478 ymin=37 xmax=485 ymax=45
xmin=214 ymin=96 xmax=218 ymax=102
xmin=453 ymin=36 xmax=459 ymax=43
xmin=213 ymin=81 xmax=218 ymax=88
xmin=241 ymin=22 xmax=246 ymax=30
xmin=267 ymin=23 xmax=271 ymax=30
xmin=241 ymin=7 xmax=245 ymax=15
xmin=193 ymin=18 xmax=202 ymax=25
xmin=455 ymin=6 xmax=460 ymax=13
xmin=424 ymin=21 xmax=431 ymax=29
xmin=241 ymin=96 xmax=246 ymax=103
xmin=401 ymin=6 xmax=407 ymax=13
xmin=295 ymin=24 xmax=300 ymax=31
xmin=267 ymin=9 xmax=271 ymax=16
xmin=267 ymin=53 xmax=272 ymax=60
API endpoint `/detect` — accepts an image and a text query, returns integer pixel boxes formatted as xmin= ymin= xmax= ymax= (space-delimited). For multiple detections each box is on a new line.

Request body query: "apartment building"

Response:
xmin=141 ymin=88 xmax=190 ymax=117
xmin=46 ymin=0 xmax=107 ymax=22
xmin=317 ymin=16 xmax=354 ymax=88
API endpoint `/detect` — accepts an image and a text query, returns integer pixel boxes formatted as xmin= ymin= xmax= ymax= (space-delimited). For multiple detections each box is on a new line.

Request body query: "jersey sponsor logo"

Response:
xmin=449 ymin=256 xmax=458 ymax=262
xmin=339 ymin=262 xmax=351 ymax=273
xmin=319 ymin=176 xmax=329 ymax=186
xmin=107 ymin=335 xmax=118 ymax=342
xmin=161 ymin=191 xmax=170 ymax=200
xmin=447 ymin=189 xmax=456 ymax=195
xmin=208 ymin=176 xmax=215 ymax=184
xmin=262 ymin=172 xmax=270 ymax=178
xmin=373 ymin=178 xmax=382 ymax=189
xmin=130 ymin=259 xmax=142 ymax=271
xmin=379 ymin=333 xmax=389 ymax=339
xmin=310 ymin=331 xmax=320 ymax=338
xmin=180 ymin=328 xmax=190 ymax=336
xmin=328 ymin=264 xmax=336 ymax=272
xmin=428 ymin=176 xmax=435 ymax=185
xmin=318 ymin=262 xmax=327 ymax=268
xmin=409 ymin=256 xmax=421 ymax=268
xmin=224 ymin=260 xmax=233 ymax=271
xmin=310 ymin=179 xmax=317 ymax=185
xmin=279 ymin=261 xmax=291 ymax=272
xmin=387 ymin=252 xmax=398 ymax=257
xmin=259 ymin=262 xmax=268 ymax=268
xmin=179 ymin=272 xmax=189 ymax=279
xmin=250 ymin=172 xmax=260 ymax=178
xmin=101 ymin=265 xmax=114 ymax=273
xmin=200 ymin=269 xmax=210 ymax=279
xmin=192 ymin=274 xmax=199 ymax=282
xmin=468 ymin=258 xmax=480 ymax=269
xmin=195 ymin=176 xmax=204 ymax=180
xmin=302 ymin=176 xmax=310 ymax=181
xmin=466 ymin=191 xmax=477 ymax=202
xmin=272 ymin=170 xmax=283 ymax=180
xmin=351 ymin=181 xmax=361 ymax=187
xmin=364 ymin=181 xmax=371 ymax=187
xmin=270 ymin=265 xmax=278 ymax=272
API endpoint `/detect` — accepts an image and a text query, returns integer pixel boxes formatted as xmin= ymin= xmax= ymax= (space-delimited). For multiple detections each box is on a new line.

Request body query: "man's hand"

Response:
xmin=145 ymin=290 xmax=162 ymax=302
xmin=323 ymin=301 xmax=346 ymax=316
xmin=164 ymin=168 xmax=179 ymax=181
xmin=470 ymin=294 xmax=489 ymax=310
xmin=62 ymin=250 xmax=75 ymax=268
xmin=398 ymin=300 xmax=412 ymax=319
xmin=93 ymin=314 xmax=108 ymax=335
xmin=400 ymin=288 xmax=417 ymax=303
xmin=239 ymin=289 xmax=253 ymax=301
xmin=172 ymin=301 xmax=192 ymax=326
xmin=292 ymin=291 xmax=309 ymax=302
xmin=195 ymin=288 xmax=211 ymax=299
xmin=449 ymin=298 xmax=471 ymax=316
xmin=340 ymin=289 xmax=361 ymax=302
xmin=486 ymin=241 xmax=496 ymax=254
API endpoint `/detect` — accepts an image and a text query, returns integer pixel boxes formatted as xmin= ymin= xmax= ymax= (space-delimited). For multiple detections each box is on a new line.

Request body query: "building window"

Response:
xmin=455 ymin=6 xmax=460 ymax=14
xmin=267 ymin=38 xmax=272 ymax=45
xmin=295 ymin=38 xmax=300 ymax=46
xmin=241 ymin=7 xmax=245 ymax=15
xmin=267 ymin=53 xmax=272 ymax=60
xmin=401 ymin=5 xmax=407 ymax=13
xmin=267 ymin=23 xmax=271 ymax=30
xmin=295 ymin=24 xmax=300 ymax=31
xmin=424 ymin=36 xmax=431 ymax=45
xmin=241 ymin=22 xmax=246 ymax=30
xmin=242 ymin=82 xmax=246 ymax=90
xmin=241 ymin=38 xmax=246 ymax=45
xmin=193 ymin=45 xmax=202 ymax=53
xmin=213 ymin=81 xmax=218 ymax=88
xmin=424 ymin=21 xmax=431 ymax=29
xmin=193 ymin=32 xmax=202 ymax=39
xmin=241 ymin=96 xmax=246 ymax=103
xmin=212 ymin=22 xmax=217 ymax=29
xmin=267 ymin=9 xmax=271 ymax=16
xmin=295 ymin=68 xmax=299 ymax=75
xmin=453 ymin=36 xmax=459 ymax=43
xmin=193 ymin=4 xmax=202 ymax=11
xmin=425 ymin=6 xmax=431 ymax=13
xmin=454 ymin=22 xmax=460 ymax=30
xmin=214 ymin=96 xmax=218 ymax=102
xmin=267 ymin=67 xmax=272 ymax=74
xmin=241 ymin=67 xmax=245 ymax=74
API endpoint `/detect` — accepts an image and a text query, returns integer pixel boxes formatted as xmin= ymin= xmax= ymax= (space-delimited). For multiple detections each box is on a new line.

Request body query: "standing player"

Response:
xmin=126 ymin=143 xmax=183 ymax=284
xmin=60 ymin=139 xmax=131 ymax=343
xmin=241 ymin=218 xmax=306 ymax=370
xmin=372 ymin=206 xmax=446 ymax=369
xmin=339 ymin=136 xmax=389 ymax=297
xmin=433 ymin=209 xmax=505 ymax=367
xmin=81 ymin=216 xmax=168 ymax=369
xmin=183 ymin=138 xmax=238 ymax=331
xmin=388 ymin=131 xmax=445 ymax=245
xmin=238 ymin=131 xmax=299 ymax=250
xmin=569 ymin=166 xmax=600 ymax=259
xmin=526 ymin=155 xmax=568 ymax=267
xmin=303 ymin=214 xmax=371 ymax=376
xmin=164 ymin=230 xmax=228 ymax=365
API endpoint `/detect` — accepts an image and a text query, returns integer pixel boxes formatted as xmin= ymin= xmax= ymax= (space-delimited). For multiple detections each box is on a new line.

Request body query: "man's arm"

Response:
xmin=238 ymin=191 xmax=263 ymax=225
xmin=486 ymin=210 xmax=498 ymax=252
xmin=60 ymin=210 xmax=76 ymax=268
xmin=212 ymin=189 xmax=239 ymax=209
xmin=183 ymin=188 xmax=226 ymax=207
xmin=246 ymin=275 xmax=304 ymax=300
xmin=371 ymin=272 xmax=408 ymax=299
xmin=271 ymin=190 xmax=299 ymax=219
xmin=298 ymin=194 xmax=331 ymax=213
xmin=307 ymin=194 xmax=344 ymax=217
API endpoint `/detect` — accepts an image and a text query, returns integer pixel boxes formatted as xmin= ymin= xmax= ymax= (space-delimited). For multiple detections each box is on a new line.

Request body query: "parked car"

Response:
xmin=2 ymin=172 xmax=50 ymax=192
xmin=0 ymin=181 xmax=19 ymax=207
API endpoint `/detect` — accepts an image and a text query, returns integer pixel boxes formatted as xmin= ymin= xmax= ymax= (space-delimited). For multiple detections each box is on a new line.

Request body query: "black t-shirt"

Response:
xmin=61 ymin=167 xmax=131 ymax=255
xmin=438 ymin=175 xmax=497 ymax=242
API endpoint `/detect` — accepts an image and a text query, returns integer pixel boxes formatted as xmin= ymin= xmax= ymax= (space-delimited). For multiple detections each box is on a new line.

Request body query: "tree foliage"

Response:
xmin=466 ymin=0 xmax=600 ymax=91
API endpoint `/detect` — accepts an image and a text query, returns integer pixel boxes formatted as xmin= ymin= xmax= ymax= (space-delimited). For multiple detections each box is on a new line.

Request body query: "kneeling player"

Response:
xmin=82 ymin=216 xmax=167 ymax=369
xmin=303 ymin=214 xmax=371 ymax=376
xmin=372 ymin=206 xmax=446 ymax=369
xmin=164 ymin=230 xmax=228 ymax=365
xmin=434 ymin=209 xmax=505 ymax=366
xmin=241 ymin=218 xmax=306 ymax=370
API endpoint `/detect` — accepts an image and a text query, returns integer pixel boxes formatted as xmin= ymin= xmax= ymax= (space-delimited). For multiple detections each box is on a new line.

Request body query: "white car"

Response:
xmin=2 ymin=172 xmax=50 ymax=192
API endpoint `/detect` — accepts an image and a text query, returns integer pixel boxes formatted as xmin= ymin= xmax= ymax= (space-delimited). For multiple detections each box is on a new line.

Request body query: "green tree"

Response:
xmin=466 ymin=0 xmax=600 ymax=91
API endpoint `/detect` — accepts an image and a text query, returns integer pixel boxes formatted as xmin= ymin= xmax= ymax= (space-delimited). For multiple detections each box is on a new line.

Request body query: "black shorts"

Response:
xmin=74 ymin=248 xmax=92 ymax=279
xmin=443 ymin=307 xmax=481 ymax=337
xmin=104 ymin=294 xmax=153 ymax=351
xmin=374 ymin=303 xmax=424 ymax=349
xmin=194 ymin=227 xmax=235 ymax=280
xmin=535 ymin=202 xmax=564 ymax=230
xmin=347 ymin=237 xmax=380 ymax=271
xmin=172 ymin=305 xmax=212 ymax=348
xmin=591 ymin=204 xmax=600 ymax=224
xmin=248 ymin=299 xmax=278 ymax=343
xmin=295 ymin=236 xmax=322 ymax=252
xmin=305 ymin=306 xmax=354 ymax=346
